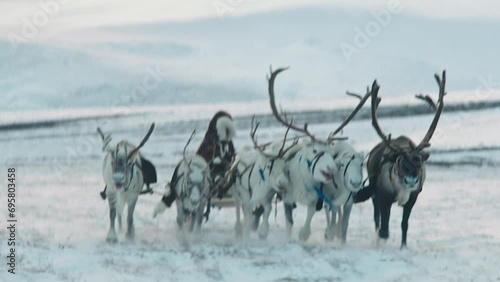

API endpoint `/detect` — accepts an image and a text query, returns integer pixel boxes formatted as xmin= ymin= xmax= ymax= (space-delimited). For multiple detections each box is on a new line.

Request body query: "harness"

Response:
xmin=313 ymin=183 xmax=333 ymax=211
xmin=124 ymin=165 xmax=135 ymax=191
xmin=309 ymin=151 xmax=325 ymax=175
xmin=314 ymin=153 xmax=358 ymax=211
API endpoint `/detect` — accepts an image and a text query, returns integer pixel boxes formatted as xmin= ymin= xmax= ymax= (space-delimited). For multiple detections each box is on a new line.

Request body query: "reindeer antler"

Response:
xmin=128 ymin=123 xmax=155 ymax=157
xmin=415 ymin=94 xmax=438 ymax=112
xmin=182 ymin=129 xmax=196 ymax=166
xmin=369 ymin=80 xmax=405 ymax=153
xmin=328 ymin=87 xmax=372 ymax=142
xmin=417 ymin=70 xmax=446 ymax=150
xmin=267 ymin=66 xmax=322 ymax=143
xmin=97 ymin=128 xmax=106 ymax=140
xmin=250 ymin=116 xmax=298 ymax=159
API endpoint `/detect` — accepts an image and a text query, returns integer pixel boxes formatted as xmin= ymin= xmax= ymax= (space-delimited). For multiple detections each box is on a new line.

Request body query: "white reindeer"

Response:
xmin=153 ymin=131 xmax=211 ymax=242
xmin=323 ymin=140 xmax=364 ymax=243
xmin=266 ymin=67 xmax=370 ymax=242
xmin=231 ymin=119 xmax=296 ymax=240
xmin=99 ymin=124 xmax=155 ymax=243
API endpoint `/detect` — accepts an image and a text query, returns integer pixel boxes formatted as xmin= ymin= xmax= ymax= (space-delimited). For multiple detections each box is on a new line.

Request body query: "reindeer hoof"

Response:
xmin=378 ymin=229 xmax=389 ymax=239
xmin=106 ymin=237 xmax=118 ymax=244
xmin=257 ymin=224 xmax=269 ymax=240
xmin=324 ymin=227 xmax=336 ymax=241
xmin=126 ymin=229 xmax=135 ymax=240
xmin=298 ymin=227 xmax=311 ymax=242
xmin=234 ymin=223 xmax=243 ymax=238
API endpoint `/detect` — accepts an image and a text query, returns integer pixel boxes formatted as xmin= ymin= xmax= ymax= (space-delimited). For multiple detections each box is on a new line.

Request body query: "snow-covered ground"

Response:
xmin=0 ymin=104 xmax=499 ymax=281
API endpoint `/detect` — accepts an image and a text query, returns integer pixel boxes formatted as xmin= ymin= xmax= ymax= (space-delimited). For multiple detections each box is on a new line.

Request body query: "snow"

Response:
xmin=1 ymin=106 xmax=499 ymax=281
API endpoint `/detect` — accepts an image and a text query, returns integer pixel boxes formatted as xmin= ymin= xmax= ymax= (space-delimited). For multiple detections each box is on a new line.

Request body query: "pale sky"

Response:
xmin=1 ymin=0 xmax=499 ymax=37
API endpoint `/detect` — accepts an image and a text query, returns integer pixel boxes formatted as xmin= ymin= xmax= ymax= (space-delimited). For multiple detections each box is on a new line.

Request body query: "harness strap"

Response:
xmin=310 ymin=151 xmax=325 ymax=175
xmin=247 ymin=164 xmax=255 ymax=197
xmin=314 ymin=183 xmax=333 ymax=211
xmin=343 ymin=155 xmax=355 ymax=178
xmin=259 ymin=168 xmax=265 ymax=181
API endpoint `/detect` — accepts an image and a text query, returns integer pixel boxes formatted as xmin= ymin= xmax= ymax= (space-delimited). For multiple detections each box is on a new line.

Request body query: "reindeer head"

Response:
xmin=332 ymin=143 xmax=365 ymax=192
xmin=249 ymin=117 xmax=297 ymax=193
xmin=369 ymin=71 xmax=446 ymax=191
xmin=179 ymin=130 xmax=210 ymax=210
xmin=182 ymin=156 xmax=209 ymax=209
xmin=99 ymin=124 xmax=155 ymax=190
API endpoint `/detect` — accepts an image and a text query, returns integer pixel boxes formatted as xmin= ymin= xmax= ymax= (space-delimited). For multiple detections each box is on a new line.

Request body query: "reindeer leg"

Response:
xmin=378 ymin=192 xmax=393 ymax=241
xmin=192 ymin=203 xmax=204 ymax=241
xmin=372 ymin=195 xmax=380 ymax=232
xmin=252 ymin=206 xmax=264 ymax=231
xmin=106 ymin=194 xmax=118 ymax=243
xmin=284 ymin=202 xmax=294 ymax=240
xmin=233 ymin=192 xmax=243 ymax=238
xmin=189 ymin=213 xmax=196 ymax=233
xmin=401 ymin=193 xmax=418 ymax=249
xmin=125 ymin=196 xmax=137 ymax=240
xmin=324 ymin=208 xmax=337 ymax=241
xmin=341 ymin=200 xmax=353 ymax=244
xmin=324 ymin=207 xmax=331 ymax=240
xmin=117 ymin=214 xmax=122 ymax=231
xmin=176 ymin=201 xmax=187 ymax=243
xmin=299 ymin=204 xmax=316 ymax=242
xmin=257 ymin=195 xmax=273 ymax=240
xmin=241 ymin=200 xmax=253 ymax=240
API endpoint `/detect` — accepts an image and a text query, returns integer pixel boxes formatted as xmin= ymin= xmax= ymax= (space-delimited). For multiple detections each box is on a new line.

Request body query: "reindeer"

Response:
xmin=153 ymin=131 xmax=211 ymax=242
xmin=266 ymin=67 xmax=369 ymax=242
xmin=354 ymin=71 xmax=446 ymax=248
xmin=231 ymin=117 xmax=297 ymax=239
xmin=99 ymin=123 xmax=155 ymax=243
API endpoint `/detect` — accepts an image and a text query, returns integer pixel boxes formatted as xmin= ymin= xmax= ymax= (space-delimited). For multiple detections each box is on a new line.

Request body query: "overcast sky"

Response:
xmin=1 ymin=0 xmax=500 ymax=37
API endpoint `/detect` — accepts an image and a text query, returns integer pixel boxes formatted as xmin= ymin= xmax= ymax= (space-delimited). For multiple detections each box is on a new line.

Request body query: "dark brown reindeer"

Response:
xmin=354 ymin=71 xmax=447 ymax=248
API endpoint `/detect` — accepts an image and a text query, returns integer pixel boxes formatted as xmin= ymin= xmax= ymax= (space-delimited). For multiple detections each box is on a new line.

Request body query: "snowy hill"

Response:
xmin=1 ymin=7 xmax=499 ymax=111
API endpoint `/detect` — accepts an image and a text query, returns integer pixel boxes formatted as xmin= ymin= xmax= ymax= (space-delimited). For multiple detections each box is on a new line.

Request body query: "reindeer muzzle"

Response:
xmin=113 ymin=173 xmax=126 ymax=189
xmin=321 ymin=171 xmax=333 ymax=181
xmin=349 ymin=179 xmax=363 ymax=191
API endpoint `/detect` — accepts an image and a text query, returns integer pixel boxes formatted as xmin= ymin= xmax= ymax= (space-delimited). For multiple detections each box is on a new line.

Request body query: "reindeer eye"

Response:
xmin=313 ymin=149 xmax=317 ymax=154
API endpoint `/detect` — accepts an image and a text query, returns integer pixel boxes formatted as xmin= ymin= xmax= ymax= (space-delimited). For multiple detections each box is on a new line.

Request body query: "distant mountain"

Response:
xmin=1 ymin=7 xmax=498 ymax=111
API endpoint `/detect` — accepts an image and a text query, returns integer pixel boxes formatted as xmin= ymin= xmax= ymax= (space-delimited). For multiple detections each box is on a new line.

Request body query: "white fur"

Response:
xmin=216 ymin=116 xmax=236 ymax=141
xmin=281 ymin=141 xmax=339 ymax=241
xmin=231 ymin=146 xmax=288 ymax=240
xmin=323 ymin=140 xmax=364 ymax=243
xmin=102 ymin=141 xmax=144 ymax=243
xmin=156 ymin=154 xmax=210 ymax=243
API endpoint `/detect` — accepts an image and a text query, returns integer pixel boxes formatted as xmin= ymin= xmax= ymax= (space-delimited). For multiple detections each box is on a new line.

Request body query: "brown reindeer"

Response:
xmin=354 ymin=71 xmax=446 ymax=248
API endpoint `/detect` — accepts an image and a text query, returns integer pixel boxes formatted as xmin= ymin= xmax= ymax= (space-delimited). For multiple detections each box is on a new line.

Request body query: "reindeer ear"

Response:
xmin=421 ymin=150 xmax=430 ymax=161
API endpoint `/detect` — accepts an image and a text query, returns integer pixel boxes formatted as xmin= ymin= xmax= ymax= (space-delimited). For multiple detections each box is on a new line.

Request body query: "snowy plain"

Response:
xmin=0 ymin=101 xmax=499 ymax=281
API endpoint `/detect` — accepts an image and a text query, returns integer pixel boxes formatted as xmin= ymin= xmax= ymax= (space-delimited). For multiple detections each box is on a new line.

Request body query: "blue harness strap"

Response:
xmin=314 ymin=185 xmax=333 ymax=211
xmin=259 ymin=168 xmax=265 ymax=181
